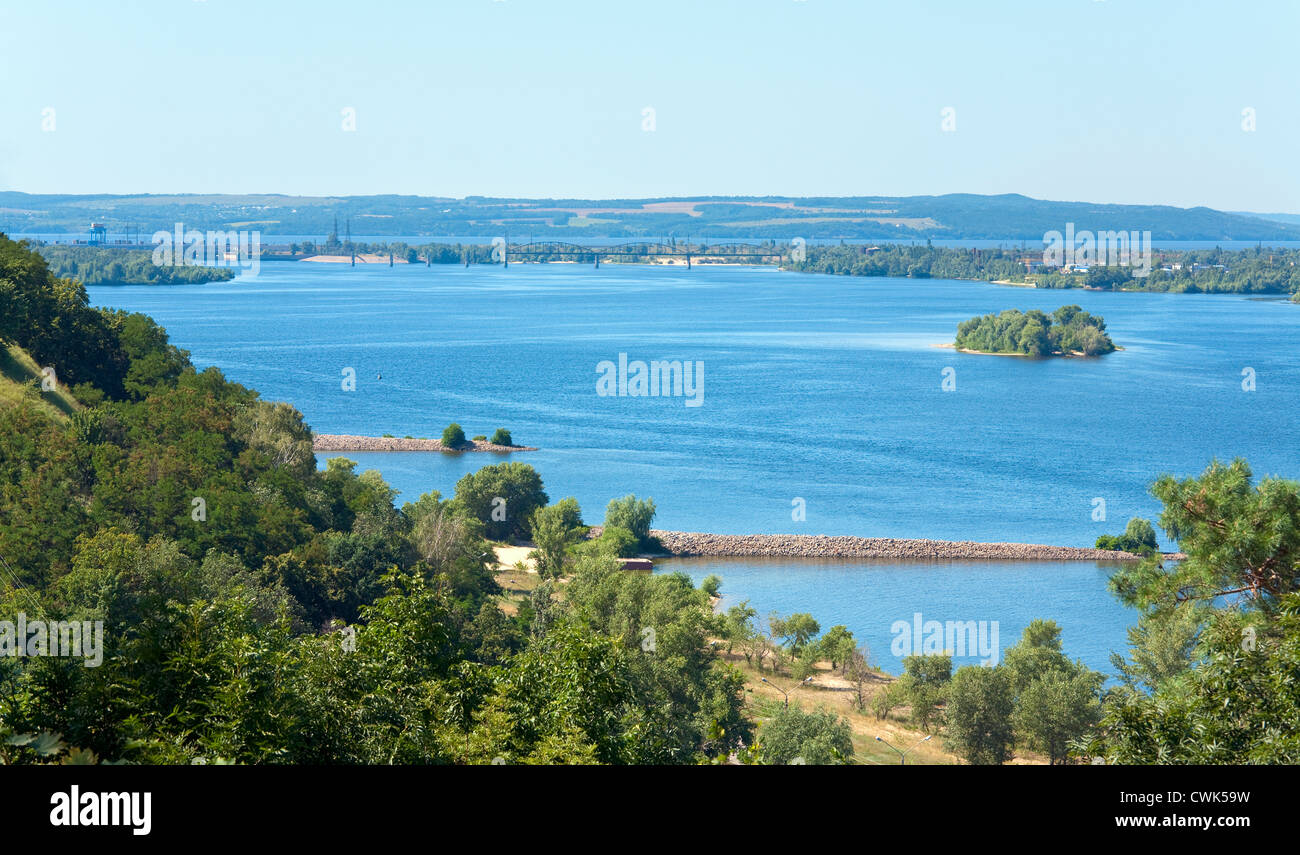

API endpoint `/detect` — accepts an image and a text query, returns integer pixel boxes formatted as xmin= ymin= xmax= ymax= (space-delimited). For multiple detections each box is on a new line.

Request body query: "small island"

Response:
xmin=954 ymin=305 xmax=1116 ymax=356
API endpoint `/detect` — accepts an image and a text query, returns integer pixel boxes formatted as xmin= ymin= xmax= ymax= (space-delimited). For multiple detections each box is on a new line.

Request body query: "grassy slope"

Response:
xmin=0 ymin=343 xmax=80 ymax=420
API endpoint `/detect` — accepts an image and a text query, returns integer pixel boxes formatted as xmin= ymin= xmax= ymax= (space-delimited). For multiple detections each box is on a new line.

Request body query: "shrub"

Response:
xmin=441 ymin=422 xmax=467 ymax=448
xmin=1096 ymin=517 xmax=1159 ymax=555
xmin=574 ymin=525 xmax=637 ymax=559
xmin=489 ymin=428 xmax=513 ymax=446
xmin=597 ymin=526 xmax=638 ymax=557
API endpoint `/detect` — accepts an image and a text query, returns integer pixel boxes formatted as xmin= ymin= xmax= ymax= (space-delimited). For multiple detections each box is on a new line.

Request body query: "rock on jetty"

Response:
xmin=312 ymin=434 xmax=537 ymax=453
xmin=648 ymin=530 xmax=1155 ymax=561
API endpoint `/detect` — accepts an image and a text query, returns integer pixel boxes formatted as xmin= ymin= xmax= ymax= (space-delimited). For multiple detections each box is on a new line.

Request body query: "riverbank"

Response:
xmin=312 ymin=434 xmax=537 ymax=453
xmin=641 ymin=530 xmax=1177 ymax=561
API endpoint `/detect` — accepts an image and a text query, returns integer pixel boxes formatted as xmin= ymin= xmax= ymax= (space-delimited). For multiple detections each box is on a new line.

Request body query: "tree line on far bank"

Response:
xmin=789 ymin=243 xmax=1300 ymax=298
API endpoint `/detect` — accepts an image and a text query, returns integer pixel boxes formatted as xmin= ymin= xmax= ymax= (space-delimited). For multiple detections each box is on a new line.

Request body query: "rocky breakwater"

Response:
xmin=312 ymin=435 xmax=538 ymax=453
xmin=649 ymin=530 xmax=1167 ymax=561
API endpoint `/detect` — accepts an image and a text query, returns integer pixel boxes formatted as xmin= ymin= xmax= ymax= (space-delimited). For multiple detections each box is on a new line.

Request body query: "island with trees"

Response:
xmin=953 ymin=305 xmax=1116 ymax=357
xmin=35 ymin=244 xmax=237 ymax=286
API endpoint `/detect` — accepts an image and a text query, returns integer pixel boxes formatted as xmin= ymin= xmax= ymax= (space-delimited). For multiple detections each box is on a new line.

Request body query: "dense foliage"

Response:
xmin=791 ymin=244 xmax=1300 ymax=296
xmin=36 ymin=244 xmax=236 ymax=286
xmin=0 ymin=237 xmax=749 ymax=764
xmin=955 ymin=305 xmax=1115 ymax=356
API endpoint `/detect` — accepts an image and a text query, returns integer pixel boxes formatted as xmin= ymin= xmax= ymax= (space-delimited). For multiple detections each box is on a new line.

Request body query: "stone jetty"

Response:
xmin=646 ymin=530 xmax=1173 ymax=561
xmin=312 ymin=434 xmax=537 ymax=453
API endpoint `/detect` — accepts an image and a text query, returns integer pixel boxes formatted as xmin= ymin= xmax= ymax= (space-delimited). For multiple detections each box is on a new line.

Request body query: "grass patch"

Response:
xmin=0 ymin=344 xmax=79 ymax=419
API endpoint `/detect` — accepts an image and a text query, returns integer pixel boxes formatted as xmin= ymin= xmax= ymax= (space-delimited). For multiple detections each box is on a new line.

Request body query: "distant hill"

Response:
xmin=4 ymin=191 xmax=1299 ymax=241
xmin=1230 ymin=211 xmax=1300 ymax=227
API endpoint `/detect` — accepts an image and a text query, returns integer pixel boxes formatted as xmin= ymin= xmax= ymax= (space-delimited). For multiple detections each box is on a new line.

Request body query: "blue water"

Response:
xmin=87 ymin=261 xmax=1300 ymax=675
xmin=659 ymin=557 xmax=1136 ymax=676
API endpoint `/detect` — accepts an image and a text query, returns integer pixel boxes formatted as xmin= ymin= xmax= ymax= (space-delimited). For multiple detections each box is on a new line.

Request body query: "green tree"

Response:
xmin=529 ymin=502 xmax=583 ymax=578
xmin=1109 ymin=606 xmax=1204 ymax=692
xmin=1015 ymin=667 xmax=1101 ymax=764
xmin=603 ymin=494 xmax=656 ymax=544
xmin=758 ymin=706 xmax=854 ymax=765
xmin=945 ymin=665 xmax=1015 ymax=765
xmin=1110 ymin=459 xmax=1300 ymax=616
xmin=1002 ymin=620 xmax=1103 ymax=763
xmin=453 ymin=462 xmax=548 ymax=541
xmin=895 ymin=653 xmax=951 ymax=732
xmin=770 ymin=612 xmax=821 ymax=656
xmin=816 ymin=624 xmax=857 ymax=670
xmin=1088 ymin=595 xmax=1300 ymax=765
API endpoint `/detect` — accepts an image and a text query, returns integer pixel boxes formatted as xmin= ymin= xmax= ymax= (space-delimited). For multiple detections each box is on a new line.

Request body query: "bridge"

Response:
xmin=494 ymin=240 xmax=791 ymax=268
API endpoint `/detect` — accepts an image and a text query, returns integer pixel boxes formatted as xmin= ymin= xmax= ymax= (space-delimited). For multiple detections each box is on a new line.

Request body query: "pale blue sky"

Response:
xmin=2 ymin=0 xmax=1296 ymax=210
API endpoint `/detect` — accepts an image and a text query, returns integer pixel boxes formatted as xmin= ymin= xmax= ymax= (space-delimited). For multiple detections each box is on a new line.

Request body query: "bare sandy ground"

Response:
xmin=492 ymin=545 xmax=537 ymax=573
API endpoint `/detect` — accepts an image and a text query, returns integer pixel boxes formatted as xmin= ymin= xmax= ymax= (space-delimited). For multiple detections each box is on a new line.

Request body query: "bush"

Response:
xmin=872 ymin=682 xmax=902 ymax=721
xmin=441 ymin=422 xmax=467 ymax=448
xmin=489 ymin=428 xmax=513 ymax=446
xmin=472 ymin=435 xmax=487 ymax=442
xmin=1096 ymin=517 xmax=1159 ymax=555
xmin=700 ymin=574 xmax=722 ymax=598
xmin=596 ymin=526 xmax=638 ymax=557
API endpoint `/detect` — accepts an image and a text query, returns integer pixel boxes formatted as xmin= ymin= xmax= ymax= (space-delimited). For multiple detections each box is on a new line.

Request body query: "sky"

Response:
xmin=1 ymin=0 xmax=1297 ymax=211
